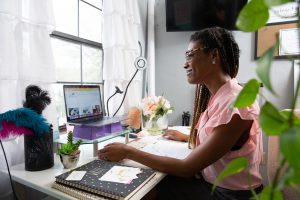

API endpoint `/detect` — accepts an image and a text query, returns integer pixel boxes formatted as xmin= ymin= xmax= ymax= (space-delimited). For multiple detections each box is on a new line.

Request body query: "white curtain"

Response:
xmin=144 ymin=0 xmax=156 ymax=97
xmin=103 ymin=0 xmax=143 ymax=116
xmin=0 ymin=0 xmax=56 ymax=198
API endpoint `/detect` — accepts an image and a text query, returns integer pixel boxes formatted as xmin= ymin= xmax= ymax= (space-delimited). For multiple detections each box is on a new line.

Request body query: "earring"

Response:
xmin=212 ymin=60 xmax=216 ymax=64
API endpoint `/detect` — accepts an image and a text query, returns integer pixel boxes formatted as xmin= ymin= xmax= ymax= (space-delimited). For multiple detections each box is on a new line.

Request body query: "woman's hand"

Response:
xmin=162 ymin=130 xmax=189 ymax=142
xmin=98 ymin=142 xmax=133 ymax=162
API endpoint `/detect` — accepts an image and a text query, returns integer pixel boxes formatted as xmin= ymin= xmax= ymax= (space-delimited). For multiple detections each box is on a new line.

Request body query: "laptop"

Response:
xmin=63 ymin=85 xmax=124 ymax=127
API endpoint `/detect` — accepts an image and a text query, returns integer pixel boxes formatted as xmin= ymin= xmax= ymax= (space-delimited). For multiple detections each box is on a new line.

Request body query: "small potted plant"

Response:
xmin=59 ymin=131 xmax=82 ymax=169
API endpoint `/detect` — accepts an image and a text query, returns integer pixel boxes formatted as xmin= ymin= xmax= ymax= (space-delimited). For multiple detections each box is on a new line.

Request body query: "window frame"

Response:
xmin=50 ymin=0 xmax=104 ymax=130
xmin=50 ymin=30 xmax=104 ymax=84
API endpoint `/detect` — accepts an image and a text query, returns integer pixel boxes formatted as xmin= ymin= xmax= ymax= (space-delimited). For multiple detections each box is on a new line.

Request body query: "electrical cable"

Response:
xmin=0 ymin=140 xmax=19 ymax=200
xmin=112 ymin=69 xmax=139 ymax=117
xmin=138 ymin=41 xmax=142 ymax=57
xmin=106 ymin=91 xmax=117 ymax=117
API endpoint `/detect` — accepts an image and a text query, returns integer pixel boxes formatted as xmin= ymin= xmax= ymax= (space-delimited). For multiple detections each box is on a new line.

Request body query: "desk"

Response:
xmin=9 ymin=131 xmax=191 ymax=200
xmin=9 ymin=156 xmax=165 ymax=200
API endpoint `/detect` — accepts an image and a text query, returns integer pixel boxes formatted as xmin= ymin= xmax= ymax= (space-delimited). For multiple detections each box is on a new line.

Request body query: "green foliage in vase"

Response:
xmin=214 ymin=0 xmax=300 ymax=199
xmin=59 ymin=131 xmax=82 ymax=155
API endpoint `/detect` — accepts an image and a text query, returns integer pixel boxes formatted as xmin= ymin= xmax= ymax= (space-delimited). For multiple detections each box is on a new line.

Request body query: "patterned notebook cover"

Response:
xmin=55 ymin=159 xmax=156 ymax=200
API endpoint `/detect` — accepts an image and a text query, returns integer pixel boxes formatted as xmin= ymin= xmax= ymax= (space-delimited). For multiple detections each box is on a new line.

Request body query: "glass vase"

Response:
xmin=143 ymin=114 xmax=168 ymax=136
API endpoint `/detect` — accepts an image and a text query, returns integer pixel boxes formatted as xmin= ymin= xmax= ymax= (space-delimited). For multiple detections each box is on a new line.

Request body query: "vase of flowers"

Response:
xmin=140 ymin=96 xmax=174 ymax=135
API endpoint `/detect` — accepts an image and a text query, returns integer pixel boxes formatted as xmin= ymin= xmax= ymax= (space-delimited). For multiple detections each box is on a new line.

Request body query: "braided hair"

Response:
xmin=188 ymin=27 xmax=240 ymax=149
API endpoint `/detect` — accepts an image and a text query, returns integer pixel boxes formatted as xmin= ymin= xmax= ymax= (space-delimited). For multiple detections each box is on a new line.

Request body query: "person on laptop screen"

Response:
xmin=98 ymin=27 xmax=263 ymax=200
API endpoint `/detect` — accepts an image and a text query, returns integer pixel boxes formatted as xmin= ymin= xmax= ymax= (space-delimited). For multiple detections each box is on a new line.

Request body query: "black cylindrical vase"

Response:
xmin=24 ymin=128 xmax=54 ymax=171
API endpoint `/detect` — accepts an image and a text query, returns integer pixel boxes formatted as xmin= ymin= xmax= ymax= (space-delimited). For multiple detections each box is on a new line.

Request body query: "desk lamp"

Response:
xmin=106 ymin=86 xmax=123 ymax=116
xmin=112 ymin=41 xmax=147 ymax=117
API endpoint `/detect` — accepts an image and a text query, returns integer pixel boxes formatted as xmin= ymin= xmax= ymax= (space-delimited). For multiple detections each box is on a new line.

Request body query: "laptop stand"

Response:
xmin=72 ymin=121 xmax=123 ymax=140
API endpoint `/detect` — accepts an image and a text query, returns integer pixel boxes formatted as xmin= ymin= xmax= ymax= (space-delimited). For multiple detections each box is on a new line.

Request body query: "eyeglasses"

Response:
xmin=185 ymin=47 xmax=207 ymax=62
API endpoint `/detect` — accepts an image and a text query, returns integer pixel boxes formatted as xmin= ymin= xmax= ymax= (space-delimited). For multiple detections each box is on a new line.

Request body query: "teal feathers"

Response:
xmin=0 ymin=108 xmax=50 ymax=136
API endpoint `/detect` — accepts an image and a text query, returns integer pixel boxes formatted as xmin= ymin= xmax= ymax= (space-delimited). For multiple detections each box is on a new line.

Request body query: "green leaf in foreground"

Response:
xmin=231 ymin=79 xmax=260 ymax=108
xmin=259 ymin=102 xmax=289 ymax=135
xmin=212 ymin=158 xmax=248 ymax=192
xmin=256 ymin=44 xmax=277 ymax=95
xmin=280 ymin=127 xmax=300 ymax=170
xmin=281 ymin=109 xmax=300 ymax=126
xmin=277 ymin=167 xmax=300 ymax=190
xmin=259 ymin=186 xmax=283 ymax=200
xmin=236 ymin=0 xmax=269 ymax=32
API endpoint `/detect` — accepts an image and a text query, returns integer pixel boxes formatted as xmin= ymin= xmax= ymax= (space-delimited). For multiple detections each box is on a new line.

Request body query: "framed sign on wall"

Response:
xmin=267 ymin=2 xmax=298 ymax=24
xmin=255 ymin=21 xmax=299 ymax=59
xmin=255 ymin=2 xmax=299 ymax=60
xmin=279 ymin=28 xmax=300 ymax=56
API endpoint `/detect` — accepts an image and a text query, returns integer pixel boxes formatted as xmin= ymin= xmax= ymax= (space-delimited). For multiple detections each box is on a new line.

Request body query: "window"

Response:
xmin=51 ymin=0 xmax=103 ymax=127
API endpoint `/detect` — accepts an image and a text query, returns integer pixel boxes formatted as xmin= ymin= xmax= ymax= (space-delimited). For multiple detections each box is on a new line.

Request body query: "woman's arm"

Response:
xmin=162 ymin=129 xmax=189 ymax=142
xmin=98 ymin=114 xmax=252 ymax=177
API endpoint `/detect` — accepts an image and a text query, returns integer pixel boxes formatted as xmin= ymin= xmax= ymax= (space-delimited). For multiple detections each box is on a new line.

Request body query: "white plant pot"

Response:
xmin=59 ymin=152 xmax=80 ymax=169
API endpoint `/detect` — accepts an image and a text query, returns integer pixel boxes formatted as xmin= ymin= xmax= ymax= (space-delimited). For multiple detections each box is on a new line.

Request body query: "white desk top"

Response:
xmin=10 ymin=155 xmax=92 ymax=200
xmin=10 ymin=157 xmax=165 ymax=200
xmin=9 ymin=133 xmax=191 ymax=200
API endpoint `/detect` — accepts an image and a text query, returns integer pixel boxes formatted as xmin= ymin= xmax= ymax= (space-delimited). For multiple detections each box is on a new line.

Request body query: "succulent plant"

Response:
xmin=59 ymin=131 xmax=82 ymax=155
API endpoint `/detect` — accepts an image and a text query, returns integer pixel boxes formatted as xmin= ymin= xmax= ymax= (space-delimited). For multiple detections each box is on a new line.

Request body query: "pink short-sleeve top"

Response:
xmin=196 ymin=78 xmax=263 ymax=190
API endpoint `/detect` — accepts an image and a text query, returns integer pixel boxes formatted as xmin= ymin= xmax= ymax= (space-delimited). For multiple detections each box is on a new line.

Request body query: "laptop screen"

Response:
xmin=63 ymin=85 xmax=104 ymax=123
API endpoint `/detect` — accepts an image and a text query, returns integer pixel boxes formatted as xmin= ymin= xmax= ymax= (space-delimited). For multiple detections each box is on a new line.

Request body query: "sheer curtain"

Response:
xmin=0 ymin=0 xmax=56 ymax=198
xmin=103 ymin=0 xmax=142 ymax=116
xmin=144 ymin=0 xmax=156 ymax=96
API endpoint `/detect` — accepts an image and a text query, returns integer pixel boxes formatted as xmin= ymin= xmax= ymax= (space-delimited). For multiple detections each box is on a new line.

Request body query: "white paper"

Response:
xmin=142 ymin=139 xmax=192 ymax=159
xmin=99 ymin=166 xmax=141 ymax=184
xmin=279 ymin=28 xmax=300 ymax=56
xmin=66 ymin=171 xmax=87 ymax=181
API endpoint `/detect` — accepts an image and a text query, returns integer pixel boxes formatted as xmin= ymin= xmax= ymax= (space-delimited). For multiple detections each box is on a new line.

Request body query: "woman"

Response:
xmin=98 ymin=27 xmax=263 ymax=200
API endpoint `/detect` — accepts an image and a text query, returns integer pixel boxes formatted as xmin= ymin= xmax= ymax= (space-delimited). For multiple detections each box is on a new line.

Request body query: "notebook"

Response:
xmin=52 ymin=182 xmax=108 ymax=200
xmin=63 ymin=85 xmax=124 ymax=127
xmin=54 ymin=159 xmax=156 ymax=200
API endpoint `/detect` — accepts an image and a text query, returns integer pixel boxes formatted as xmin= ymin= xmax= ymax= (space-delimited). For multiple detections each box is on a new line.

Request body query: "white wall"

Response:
xmin=154 ymin=0 xmax=195 ymax=126
xmin=154 ymin=0 xmax=294 ymax=126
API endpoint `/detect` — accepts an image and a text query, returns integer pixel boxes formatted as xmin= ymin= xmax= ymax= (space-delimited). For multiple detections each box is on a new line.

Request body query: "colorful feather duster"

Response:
xmin=0 ymin=108 xmax=50 ymax=139
xmin=0 ymin=121 xmax=33 ymax=138
xmin=0 ymin=85 xmax=51 ymax=139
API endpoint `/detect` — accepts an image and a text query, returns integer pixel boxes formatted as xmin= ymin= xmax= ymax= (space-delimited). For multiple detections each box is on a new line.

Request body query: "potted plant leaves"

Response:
xmin=59 ymin=131 xmax=82 ymax=169
xmin=212 ymin=1 xmax=300 ymax=199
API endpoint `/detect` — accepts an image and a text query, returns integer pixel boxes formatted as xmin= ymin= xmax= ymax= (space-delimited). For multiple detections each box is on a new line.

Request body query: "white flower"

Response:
xmin=140 ymin=95 xmax=174 ymax=120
